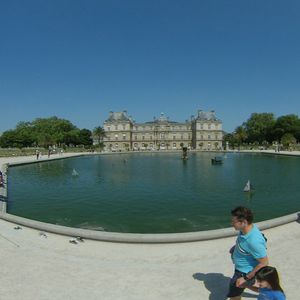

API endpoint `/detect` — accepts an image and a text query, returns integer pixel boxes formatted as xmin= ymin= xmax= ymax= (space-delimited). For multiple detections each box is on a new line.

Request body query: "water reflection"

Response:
xmin=7 ymin=152 xmax=300 ymax=233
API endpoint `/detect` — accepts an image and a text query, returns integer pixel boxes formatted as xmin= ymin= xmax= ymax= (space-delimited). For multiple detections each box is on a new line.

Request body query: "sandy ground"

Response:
xmin=0 ymin=151 xmax=299 ymax=299
xmin=0 ymin=219 xmax=299 ymax=300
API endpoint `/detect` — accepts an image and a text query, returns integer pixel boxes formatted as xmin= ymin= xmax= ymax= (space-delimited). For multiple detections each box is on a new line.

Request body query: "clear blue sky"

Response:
xmin=1 ymin=0 xmax=300 ymax=133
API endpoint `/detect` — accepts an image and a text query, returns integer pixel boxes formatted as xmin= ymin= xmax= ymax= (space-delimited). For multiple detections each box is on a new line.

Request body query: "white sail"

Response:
xmin=72 ymin=169 xmax=79 ymax=176
xmin=243 ymin=180 xmax=251 ymax=192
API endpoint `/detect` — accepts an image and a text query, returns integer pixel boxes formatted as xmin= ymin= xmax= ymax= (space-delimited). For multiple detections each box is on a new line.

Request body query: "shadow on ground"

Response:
xmin=193 ymin=272 xmax=257 ymax=300
xmin=0 ymin=195 xmax=7 ymax=202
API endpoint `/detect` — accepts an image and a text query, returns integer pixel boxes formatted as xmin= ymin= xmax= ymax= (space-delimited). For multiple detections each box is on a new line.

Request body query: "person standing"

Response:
xmin=227 ymin=206 xmax=268 ymax=299
xmin=0 ymin=170 xmax=4 ymax=186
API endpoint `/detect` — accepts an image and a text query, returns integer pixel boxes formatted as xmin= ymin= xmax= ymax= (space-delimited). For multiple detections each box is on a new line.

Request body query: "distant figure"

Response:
xmin=253 ymin=266 xmax=285 ymax=300
xmin=48 ymin=148 xmax=51 ymax=158
xmin=182 ymin=147 xmax=188 ymax=160
xmin=0 ymin=170 xmax=4 ymax=186
xmin=36 ymin=150 xmax=40 ymax=160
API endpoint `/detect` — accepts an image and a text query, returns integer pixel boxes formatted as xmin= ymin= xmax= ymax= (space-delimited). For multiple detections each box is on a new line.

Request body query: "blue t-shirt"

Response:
xmin=258 ymin=288 xmax=286 ymax=300
xmin=232 ymin=224 xmax=267 ymax=273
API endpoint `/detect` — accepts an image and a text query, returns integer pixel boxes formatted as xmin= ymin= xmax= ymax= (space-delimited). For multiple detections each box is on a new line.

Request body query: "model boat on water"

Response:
xmin=243 ymin=180 xmax=253 ymax=192
xmin=72 ymin=169 xmax=79 ymax=176
xmin=211 ymin=156 xmax=223 ymax=164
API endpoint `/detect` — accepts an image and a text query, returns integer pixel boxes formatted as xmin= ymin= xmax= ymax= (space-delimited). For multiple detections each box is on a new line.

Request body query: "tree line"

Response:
xmin=1 ymin=113 xmax=299 ymax=150
xmin=224 ymin=113 xmax=300 ymax=149
xmin=0 ymin=117 xmax=94 ymax=148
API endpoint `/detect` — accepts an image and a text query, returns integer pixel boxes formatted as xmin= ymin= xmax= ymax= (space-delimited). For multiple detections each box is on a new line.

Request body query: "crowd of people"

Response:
xmin=227 ymin=206 xmax=285 ymax=300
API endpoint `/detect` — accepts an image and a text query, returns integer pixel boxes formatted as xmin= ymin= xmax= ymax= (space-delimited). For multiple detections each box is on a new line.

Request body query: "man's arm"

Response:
xmin=236 ymin=256 xmax=268 ymax=288
xmin=246 ymin=256 xmax=268 ymax=279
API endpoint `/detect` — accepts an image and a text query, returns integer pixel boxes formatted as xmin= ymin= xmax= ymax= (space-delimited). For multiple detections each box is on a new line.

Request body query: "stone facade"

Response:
xmin=100 ymin=110 xmax=223 ymax=151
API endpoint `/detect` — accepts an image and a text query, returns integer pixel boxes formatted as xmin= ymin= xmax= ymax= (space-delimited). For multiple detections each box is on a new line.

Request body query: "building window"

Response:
xmin=123 ymin=134 xmax=126 ymax=140
xmin=173 ymin=143 xmax=176 ymax=148
xmin=134 ymin=135 xmax=137 ymax=140
xmin=181 ymin=135 xmax=183 ymax=139
xmin=215 ymin=135 xmax=218 ymax=139
xmin=208 ymin=135 xmax=211 ymax=139
xmin=107 ymin=126 xmax=110 ymax=131
xmin=115 ymin=134 xmax=118 ymax=140
xmin=200 ymin=124 xmax=203 ymax=129
xmin=173 ymin=135 xmax=176 ymax=140
xmin=123 ymin=125 xmax=126 ymax=130
xmin=150 ymin=136 xmax=152 ymax=140
xmin=115 ymin=125 xmax=118 ymax=130
xmin=200 ymin=135 xmax=203 ymax=140
xmin=142 ymin=136 xmax=145 ymax=140
xmin=161 ymin=133 xmax=165 ymax=139
xmin=208 ymin=124 xmax=211 ymax=130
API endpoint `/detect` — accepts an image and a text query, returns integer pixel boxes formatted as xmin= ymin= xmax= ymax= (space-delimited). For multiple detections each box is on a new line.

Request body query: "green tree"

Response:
xmin=273 ymin=114 xmax=300 ymax=142
xmin=93 ymin=126 xmax=106 ymax=145
xmin=78 ymin=129 xmax=93 ymax=146
xmin=281 ymin=133 xmax=296 ymax=150
xmin=0 ymin=116 xmax=85 ymax=148
xmin=223 ymin=133 xmax=235 ymax=149
xmin=233 ymin=125 xmax=247 ymax=146
xmin=244 ymin=113 xmax=276 ymax=144
xmin=32 ymin=117 xmax=76 ymax=146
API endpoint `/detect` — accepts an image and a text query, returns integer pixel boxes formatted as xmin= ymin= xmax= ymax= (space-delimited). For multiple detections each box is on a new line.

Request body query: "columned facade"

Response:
xmin=99 ymin=110 xmax=223 ymax=152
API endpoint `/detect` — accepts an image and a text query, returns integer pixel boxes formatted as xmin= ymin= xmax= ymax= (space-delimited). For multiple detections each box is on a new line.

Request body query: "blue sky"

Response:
xmin=1 ymin=0 xmax=300 ymax=133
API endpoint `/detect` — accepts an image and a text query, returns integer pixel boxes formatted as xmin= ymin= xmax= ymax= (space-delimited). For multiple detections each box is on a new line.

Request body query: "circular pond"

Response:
xmin=7 ymin=152 xmax=300 ymax=233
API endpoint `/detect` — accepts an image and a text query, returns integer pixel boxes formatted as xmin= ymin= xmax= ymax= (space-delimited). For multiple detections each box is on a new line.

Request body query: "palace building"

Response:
xmin=100 ymin=110 xmax=223 ymax=151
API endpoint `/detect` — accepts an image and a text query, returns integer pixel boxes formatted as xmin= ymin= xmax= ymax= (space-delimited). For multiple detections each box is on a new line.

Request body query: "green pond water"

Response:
xmin=7 ymin=152 xmax=300 ymax=233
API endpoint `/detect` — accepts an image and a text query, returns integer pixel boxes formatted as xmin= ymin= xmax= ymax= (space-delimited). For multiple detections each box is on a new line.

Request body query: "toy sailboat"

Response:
xmin=243 ymin=180 xmax=252 ymax=192
xmin=72 ymin=169 xmax=79 ymax=176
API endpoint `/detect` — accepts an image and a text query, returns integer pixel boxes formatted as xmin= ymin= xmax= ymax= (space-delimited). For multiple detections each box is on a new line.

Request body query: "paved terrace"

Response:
xmin=0 ymin=151 xmax=299 ymax=300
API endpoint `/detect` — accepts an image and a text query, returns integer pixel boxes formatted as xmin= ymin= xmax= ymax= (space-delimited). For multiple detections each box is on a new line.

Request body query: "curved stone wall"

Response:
xmin=0 ymin=211 xmax=298 ymax=243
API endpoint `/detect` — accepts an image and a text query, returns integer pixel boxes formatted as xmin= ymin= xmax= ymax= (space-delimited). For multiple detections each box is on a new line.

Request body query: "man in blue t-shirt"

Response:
xmin=227 ymin=206 xmax=269 ymax=300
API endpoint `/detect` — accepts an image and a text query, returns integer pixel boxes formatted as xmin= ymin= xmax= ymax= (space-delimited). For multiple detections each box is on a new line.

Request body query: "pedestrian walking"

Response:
xmin=0 ymin=170 xmax=4 ymax=186
xmin=227 ymin=206 xmax=268 ymax=299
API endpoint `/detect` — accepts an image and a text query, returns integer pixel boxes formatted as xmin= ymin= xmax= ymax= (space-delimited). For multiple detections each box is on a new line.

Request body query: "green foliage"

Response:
xmin=0 ymin=116 xmax=92 ymax=148
xmin=93 ymin=126 xmax=106 ymax=144
xmin=232 ymin=112 xmax=300 ymax=146
xmin=273 ymin=114 xmax=300 ymax=141
xmin=233 ymin=126 xmax=247 ymax=146
xmin=243 ymin=113 xmax=276 ymax=143
xmin=78 ymin=129 xmax=93 ymax=146
xmin=281 ymin=133 xmax=296 ymax=149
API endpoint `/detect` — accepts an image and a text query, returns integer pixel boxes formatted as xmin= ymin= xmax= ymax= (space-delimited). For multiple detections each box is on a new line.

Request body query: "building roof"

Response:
xmin=196 ymin=110 xmax=221 ymax=122
xmin=144 ymin=113 xmax=187 ymax=125
xmin=104 ymin=111 xmax=132 ymax=123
